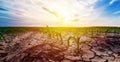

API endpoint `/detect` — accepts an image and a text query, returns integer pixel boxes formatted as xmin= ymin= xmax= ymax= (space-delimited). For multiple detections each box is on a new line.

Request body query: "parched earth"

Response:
xmin=0 ymin=31 xmax=120 ymax=62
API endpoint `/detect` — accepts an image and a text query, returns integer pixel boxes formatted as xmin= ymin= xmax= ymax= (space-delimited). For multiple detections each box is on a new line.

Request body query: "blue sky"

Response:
xmin=0 ymin=0 xmax=120 ymax=27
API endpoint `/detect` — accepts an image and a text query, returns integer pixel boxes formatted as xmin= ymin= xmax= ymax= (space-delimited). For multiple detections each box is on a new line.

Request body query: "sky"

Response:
xmin=0 ymin=0 xmax=120 ymax=27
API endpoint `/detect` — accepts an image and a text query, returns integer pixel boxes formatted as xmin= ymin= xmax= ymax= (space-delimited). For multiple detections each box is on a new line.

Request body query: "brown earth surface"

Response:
xmin=0 ymin=31 xmax=120 ymax=62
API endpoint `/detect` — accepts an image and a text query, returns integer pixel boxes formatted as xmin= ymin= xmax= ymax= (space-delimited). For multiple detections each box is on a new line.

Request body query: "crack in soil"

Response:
xmin=0 ymin=32 xmax=120 ymax=62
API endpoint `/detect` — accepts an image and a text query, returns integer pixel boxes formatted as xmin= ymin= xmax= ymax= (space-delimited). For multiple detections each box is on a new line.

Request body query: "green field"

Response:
xmin=0 ymin=27 xmax=120 ymax=40
xmin=0 ymin=27 xmax=120 ymax=33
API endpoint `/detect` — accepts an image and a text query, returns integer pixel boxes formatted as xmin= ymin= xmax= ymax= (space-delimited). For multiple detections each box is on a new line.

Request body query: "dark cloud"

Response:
xmin=0 ymin=7 xmax=8 ymax=11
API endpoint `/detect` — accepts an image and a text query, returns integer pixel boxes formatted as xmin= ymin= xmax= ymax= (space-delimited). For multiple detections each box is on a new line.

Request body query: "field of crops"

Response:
xmin=0 ymin=27 xmax=120 ymax=62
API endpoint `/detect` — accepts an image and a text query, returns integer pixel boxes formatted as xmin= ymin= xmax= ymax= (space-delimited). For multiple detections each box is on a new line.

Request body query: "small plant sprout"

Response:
xmin=54 ymin=32 xmax=63 ymax=45
xmin=67 ymin=36 xmax=80 ymax=53
xmin=0 ymin=32 xmax=4 ymax=40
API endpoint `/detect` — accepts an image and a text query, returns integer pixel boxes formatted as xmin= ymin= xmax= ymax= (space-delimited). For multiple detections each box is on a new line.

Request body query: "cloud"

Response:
xmin=0 ymin=0 xmax=101 ymax=26
xmin=109 ymin=0 xmax=117 ymax=5
xmin=1 ymin=0 xmax=119 ymax=27
xmin=113 ymin=10 xmax=120 ymax=14
xmin=0 ymin=7 xmax=8 ymax=11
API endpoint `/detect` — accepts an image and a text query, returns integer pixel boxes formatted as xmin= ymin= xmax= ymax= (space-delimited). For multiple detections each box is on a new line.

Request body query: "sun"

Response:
xmin=63 ymin=16 xmax=71 ymax=24
xmin=42 ymin=2 xmax=79 ymax=27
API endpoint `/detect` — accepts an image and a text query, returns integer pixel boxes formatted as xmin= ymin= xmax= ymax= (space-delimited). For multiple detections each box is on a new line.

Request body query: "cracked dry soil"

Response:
xmin=0 ymin=32 xmax=120 ymax=62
